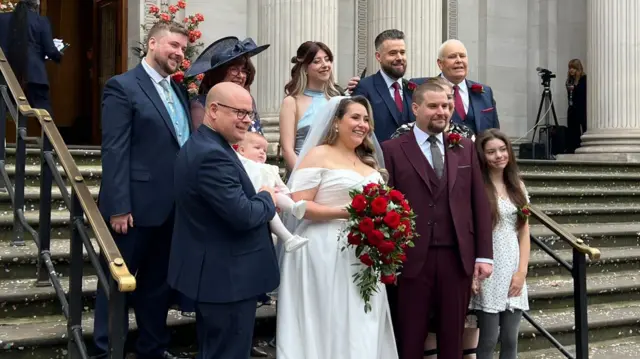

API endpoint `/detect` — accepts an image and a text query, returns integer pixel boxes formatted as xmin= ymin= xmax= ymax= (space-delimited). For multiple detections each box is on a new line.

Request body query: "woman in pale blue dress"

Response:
xmin=279 ymin=41 xmax=343 ymax=172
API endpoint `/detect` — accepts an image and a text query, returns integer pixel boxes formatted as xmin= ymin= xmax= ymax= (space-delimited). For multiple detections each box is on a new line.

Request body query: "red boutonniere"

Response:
xmin=231 ymin=144 xmax=239 ymax=151
xmin=517 ymin=204 xmax=532 ymax=219
xmin=470 ymin=83 xmax=485 ymax=93
xmin=447 ymin=132 xmax=463 ymax=148
xmin=406 ymin=81 xmax=417 ymax=91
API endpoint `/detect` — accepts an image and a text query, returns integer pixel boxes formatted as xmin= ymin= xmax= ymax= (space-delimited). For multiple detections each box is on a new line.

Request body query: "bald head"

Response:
xmin=205 ymin=82 xmax=254 ymax=144
xmin=437 ymin=39 xmax=468 ymax=85
xmin=205 ymin=82 xmax=251 ymax=108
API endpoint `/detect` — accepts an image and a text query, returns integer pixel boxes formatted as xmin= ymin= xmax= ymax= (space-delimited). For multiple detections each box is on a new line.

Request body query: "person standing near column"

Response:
xmin=413 ymin=40 xmax=500 ymax=136
xmin=565 ymin=59 xmax=587 ymax=153
xmin=93 ymin=21 xmax=191 ymax=359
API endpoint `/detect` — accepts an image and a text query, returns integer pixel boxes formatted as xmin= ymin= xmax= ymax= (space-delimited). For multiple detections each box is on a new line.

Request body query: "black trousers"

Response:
xmin=195 ymin=297 xmax=257 ymax=359
xmin=93 ymin=215 xmax=174 ymax=358
xmin=26 ymin=83 xmax=52 ymax=115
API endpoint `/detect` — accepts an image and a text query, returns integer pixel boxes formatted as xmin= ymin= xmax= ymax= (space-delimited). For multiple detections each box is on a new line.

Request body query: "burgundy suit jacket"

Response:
xmin=382 ymin=130 xmax=493 ymax=278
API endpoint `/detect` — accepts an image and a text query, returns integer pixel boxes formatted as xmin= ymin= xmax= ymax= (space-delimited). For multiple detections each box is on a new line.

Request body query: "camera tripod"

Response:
xmin=531 ymin=79 xmax=560 ymax=160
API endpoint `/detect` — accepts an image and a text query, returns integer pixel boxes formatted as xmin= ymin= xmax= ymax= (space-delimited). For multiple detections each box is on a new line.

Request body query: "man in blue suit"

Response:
xmin=94 ymin=21 xmax=191 ymax=359
xmin=352 ymin=29 xmax=416 ymax=142
xmin=169 ymin=82 xmax=280 ymax=359
xmin=413 ymin=39 xmax=500 ymax=135
xmin=0 ymin=0 xmax=61 ymax=115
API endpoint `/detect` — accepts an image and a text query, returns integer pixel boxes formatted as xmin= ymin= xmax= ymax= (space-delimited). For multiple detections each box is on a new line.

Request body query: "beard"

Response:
xmin=156 ymin=54 xmax=181 ymax=75
xmin=381 ymin=61 xmax=406 ymax=79
xmin=426 ymin=116 xmax=447 ymax=134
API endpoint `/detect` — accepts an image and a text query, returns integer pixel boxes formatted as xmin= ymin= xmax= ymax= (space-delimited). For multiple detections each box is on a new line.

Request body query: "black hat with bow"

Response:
xmin=185 ymin=36 xmax=269 ymax=78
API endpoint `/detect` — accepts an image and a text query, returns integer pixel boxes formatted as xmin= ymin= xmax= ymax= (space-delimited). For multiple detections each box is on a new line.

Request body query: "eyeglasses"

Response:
xmin=216 ymin=103 xmax=255 ymax=121
xmin=228 ymin=67 xmax=248 ymax=77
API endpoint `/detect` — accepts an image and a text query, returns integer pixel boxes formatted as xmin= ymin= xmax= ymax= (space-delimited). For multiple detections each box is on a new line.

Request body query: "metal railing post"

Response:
xmin=68 ymin=189 xmax=88 ymax=358
xmin=573 ymin=248 xmax=589 ymax=359
xmin=12 ymin=111 xmax=26 ymax=246
xmin=108 ymin=274 xmax=127 ymax=359
xmin=0 ymin=86 xmax=6 ymax=162
xmin=36 ymin=130 xmax=53 ymax=286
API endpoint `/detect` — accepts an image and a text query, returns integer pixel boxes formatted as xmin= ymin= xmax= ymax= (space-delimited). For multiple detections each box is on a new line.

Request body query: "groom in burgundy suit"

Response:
xmin=382 ymin=82 xmax=494 ymax=359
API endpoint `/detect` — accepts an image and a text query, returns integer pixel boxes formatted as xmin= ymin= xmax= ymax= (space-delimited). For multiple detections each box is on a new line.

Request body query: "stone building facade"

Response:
xmin=128 ymin=0 xmax=640 ymax=161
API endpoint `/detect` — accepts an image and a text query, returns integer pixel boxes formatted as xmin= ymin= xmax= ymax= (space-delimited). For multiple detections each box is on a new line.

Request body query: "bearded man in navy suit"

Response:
xmin=351 ymin=29 xmax=416 ymax=142
xmin=94 ymin=21 xmax=192 ymax=359
xmin=413 ymin=39 xmax=500 ymax=135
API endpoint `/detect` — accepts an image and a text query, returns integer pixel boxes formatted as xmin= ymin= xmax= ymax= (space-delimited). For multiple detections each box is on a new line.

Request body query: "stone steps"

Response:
xmin=517 ymin=335 xmax=640 ymax=358
xmin=530 ymin=222 xmax=640 ymax=249
xmin=0 ymin=150 xmax=637 ymax=356
xmin=0 ymin=238 xmax=97 ymax=280
xmin=0 ymin=304 xmax=274 ymax=355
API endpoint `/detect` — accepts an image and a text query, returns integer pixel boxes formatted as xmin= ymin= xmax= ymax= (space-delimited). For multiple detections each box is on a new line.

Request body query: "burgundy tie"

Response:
xmin=392 ymin=82 xmax=403 ymax=113
xmin=453 ymin=85 xmax=466 ymax=120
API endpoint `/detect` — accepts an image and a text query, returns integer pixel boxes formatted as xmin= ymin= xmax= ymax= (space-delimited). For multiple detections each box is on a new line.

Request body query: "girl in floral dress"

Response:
xmin=470 ymin=129 xmax=531 ymax=359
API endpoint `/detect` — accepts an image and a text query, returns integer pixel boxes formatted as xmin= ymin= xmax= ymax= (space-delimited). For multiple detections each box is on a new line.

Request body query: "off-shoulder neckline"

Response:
xmin=294 ymin=167 xmax=379 ymax=179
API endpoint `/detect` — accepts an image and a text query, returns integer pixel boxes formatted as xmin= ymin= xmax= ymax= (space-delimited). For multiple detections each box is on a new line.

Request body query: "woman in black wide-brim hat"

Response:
xmin=186 ymin=36 xmax=269 ymax=133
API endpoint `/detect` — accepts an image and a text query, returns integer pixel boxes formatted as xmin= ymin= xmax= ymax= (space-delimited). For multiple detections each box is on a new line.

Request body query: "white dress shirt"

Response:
xmin=441 ymin=75 xmax=469 ymax=114
xmin=413 ymin=124 xmax=493 ymax=265
xmin=413 ymin=124 xmax=444 ymax=169
xmin=141 ymin=58 xmax=173 ymax=104
xmin=380 ymin=70 xmax=404 ymax=100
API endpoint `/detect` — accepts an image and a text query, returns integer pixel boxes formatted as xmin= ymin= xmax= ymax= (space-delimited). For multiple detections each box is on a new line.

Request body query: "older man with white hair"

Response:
xmin=414 ymin=39 xmax=500 ymax=135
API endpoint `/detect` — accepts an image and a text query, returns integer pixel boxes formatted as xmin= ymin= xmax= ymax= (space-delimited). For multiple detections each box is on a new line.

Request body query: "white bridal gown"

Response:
xmin=276 ymin=168 xmax=398 ymax=359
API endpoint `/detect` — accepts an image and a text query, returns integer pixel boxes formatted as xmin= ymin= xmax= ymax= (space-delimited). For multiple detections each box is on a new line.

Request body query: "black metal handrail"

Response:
xmin=0 ymin=49 xmax=135 ymax=358
xmin=526 ymin=206 xmax=600 ymax=359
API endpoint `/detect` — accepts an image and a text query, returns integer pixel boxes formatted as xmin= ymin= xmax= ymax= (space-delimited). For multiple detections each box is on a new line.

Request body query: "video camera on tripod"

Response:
xmin=536 ymin=67 xmax=556 ymax=87
xmin=520 ymin=67 xmax=566 ymax=160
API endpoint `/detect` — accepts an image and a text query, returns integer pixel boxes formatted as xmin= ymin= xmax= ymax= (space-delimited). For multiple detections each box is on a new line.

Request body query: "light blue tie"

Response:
xmin=159 ymin=79 xmax=188 ymax=146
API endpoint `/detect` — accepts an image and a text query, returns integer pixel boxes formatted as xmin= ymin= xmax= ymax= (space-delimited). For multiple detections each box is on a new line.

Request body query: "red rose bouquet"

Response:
xmin=342 ymin=182 xmax=417 ymax=312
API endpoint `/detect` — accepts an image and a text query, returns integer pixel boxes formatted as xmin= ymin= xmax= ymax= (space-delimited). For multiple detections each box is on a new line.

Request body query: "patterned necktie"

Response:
xmin=453 ymin=85 xmax=466 ymax=120
xmin=427 ymin=135 xmax=444 ymax=179
xmin=159 ymin=79 xmax=187 ymax=146
xmin=391 ymin=82 xmax=403 ymax=113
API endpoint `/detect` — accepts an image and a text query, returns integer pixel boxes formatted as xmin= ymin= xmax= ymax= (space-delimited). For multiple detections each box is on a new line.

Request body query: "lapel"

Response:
xmin=402 ymin=80 xmax=414 ymax=123
xmin=466 ymin=79 xmax=483 ymax=132
xmin=201 ymin=125 xmax=247 ymax=175
xmin=399 ymin=130 xmax=433 ymax=194
xmin=171 ymin=79 xmax=193 ymax=134
xmin=135 ymin=64 xmax=179 ymax=144
xmin=373 ymin=71 xmax=401 ymax=125
xmin=444 ymin=134 xmax=459 ymax=195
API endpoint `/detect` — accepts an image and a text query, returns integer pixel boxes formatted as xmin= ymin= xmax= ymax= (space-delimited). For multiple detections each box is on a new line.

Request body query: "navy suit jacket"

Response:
xmin=412 ymin=77 xmax=500 ymax=134
xmin=0 ymin=11 xmax=61 ymax=85
xmin=98 ymin=63 xmax=192 ymax=227
xmin=168 ymin=125 xmax=280 ymax=304
xmin=352 ymin=71 xmax=416 ymax=142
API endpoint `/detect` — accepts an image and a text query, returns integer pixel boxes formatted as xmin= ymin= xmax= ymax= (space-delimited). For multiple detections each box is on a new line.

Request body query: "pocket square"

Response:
xmin=481 ymin=107 xmax=495 ymax=113
xmin=458 ymin=165 xmax=471 ymax=169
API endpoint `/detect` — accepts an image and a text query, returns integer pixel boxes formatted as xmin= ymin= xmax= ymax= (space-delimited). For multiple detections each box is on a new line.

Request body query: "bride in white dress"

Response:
xmin=276 ymin=96 xmax=398 ymax=359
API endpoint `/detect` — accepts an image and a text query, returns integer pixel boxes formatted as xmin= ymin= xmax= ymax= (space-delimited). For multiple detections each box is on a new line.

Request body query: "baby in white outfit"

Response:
xmin=235 ymin=132 xmax=309 ymax=252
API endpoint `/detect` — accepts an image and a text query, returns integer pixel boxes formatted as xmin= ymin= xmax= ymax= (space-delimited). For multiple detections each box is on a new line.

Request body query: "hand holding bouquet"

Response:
xmin=342 ymin=182 xmax=418 ymax=312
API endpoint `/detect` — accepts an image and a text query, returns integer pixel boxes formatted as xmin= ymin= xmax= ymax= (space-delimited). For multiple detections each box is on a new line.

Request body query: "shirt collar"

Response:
xmin=440 ymin=74 xmax=468 ymax=93
xmin=380 ymin=70 xmax=403 ymax=90
xmin=413 ymin=124 xmax=444 ymax=145
xmin=141 ymin=57 xmax=171 ymax=84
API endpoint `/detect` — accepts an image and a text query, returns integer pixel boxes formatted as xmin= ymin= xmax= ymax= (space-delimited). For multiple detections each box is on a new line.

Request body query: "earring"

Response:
xmin=335 ymin=126 xmax=339 ymax=133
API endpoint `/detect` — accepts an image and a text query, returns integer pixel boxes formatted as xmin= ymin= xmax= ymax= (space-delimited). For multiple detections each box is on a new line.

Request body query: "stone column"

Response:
xmin=366 ymin=0 xmax=442 ymax=79
xmin=567 ymin=0 xmax=640 ymax=162
xmin=255 ymin=0 xmax=339 ymax=152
